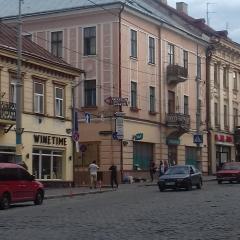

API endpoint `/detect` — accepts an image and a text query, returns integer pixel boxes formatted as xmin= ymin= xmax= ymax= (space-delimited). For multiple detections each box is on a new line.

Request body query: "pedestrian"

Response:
xmin=109 ymin=164 xmax=118 ymax=188
xmin=149 ymin=160 xmax=156 ymax=182
xmin=88 ymin=160 xmax=99 ymax=189
xmin=159 ymin=160 xmax=164 ymax=176
xmin=163 ymin=160 xmax=169 ymax=173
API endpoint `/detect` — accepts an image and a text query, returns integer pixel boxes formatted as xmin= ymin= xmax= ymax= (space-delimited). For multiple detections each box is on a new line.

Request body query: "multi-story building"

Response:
xmin=2 ymin=0 xmax=210 ymax=184
xmin=206 ymin=32 xmax=240 ymax=173
xmin=0 ymin=22 xmax=83 ymax=185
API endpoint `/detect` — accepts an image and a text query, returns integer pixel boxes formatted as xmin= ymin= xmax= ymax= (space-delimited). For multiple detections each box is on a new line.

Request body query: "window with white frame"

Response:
xmin=149 ymin=86 xmax=155 ymax=112
xmin=34 ymin=82 xmax=44 ymax=114
xmin=84 ymin=26 xmax=96 ymax=56
xmin=130 ymin=29 xmax=137 ymax=58
xmin=55 ymin=86 xmax=64 ymax=117
xmin=148 ymin=37 xmax=155 ymax=64
xmin=51 ymin=31 xmax=63 ymax=58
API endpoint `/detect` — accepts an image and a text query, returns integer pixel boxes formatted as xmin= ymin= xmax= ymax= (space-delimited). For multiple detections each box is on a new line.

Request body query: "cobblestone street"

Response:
xmin=1 ymin=181 xmax=240 ymax=240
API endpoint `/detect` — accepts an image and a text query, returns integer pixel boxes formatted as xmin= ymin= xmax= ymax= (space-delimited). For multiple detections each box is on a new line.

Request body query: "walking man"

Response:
xmin=88 ymin=160 xmax=99 ymax=189
xmin=109 ymin=164 xmax=118 ymax=189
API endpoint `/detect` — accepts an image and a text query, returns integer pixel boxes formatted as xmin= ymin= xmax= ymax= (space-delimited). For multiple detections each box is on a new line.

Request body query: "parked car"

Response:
xmin=157 ymin=165 xmax=202 ymax=191
xmin=0 ymin=163 xmax=44 ymax=210
xmin=216 ymin=162 xmax=240 ymax=184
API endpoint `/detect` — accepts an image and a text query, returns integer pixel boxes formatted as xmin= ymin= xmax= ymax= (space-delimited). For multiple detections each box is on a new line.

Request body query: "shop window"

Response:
xmin=32 ymin=149 xmax=63 ymax=180
xmin=55 ymin=86 xmax=64 ymax=117
xmin=34 ymin=81 xmax=44 ymax=114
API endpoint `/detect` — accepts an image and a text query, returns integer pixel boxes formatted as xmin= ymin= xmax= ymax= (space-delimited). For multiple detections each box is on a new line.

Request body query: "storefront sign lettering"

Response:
xmin=215 ymin=134 xmax=233 ymax=143
xmin=34 ymin=135 xmax=67 ymax=146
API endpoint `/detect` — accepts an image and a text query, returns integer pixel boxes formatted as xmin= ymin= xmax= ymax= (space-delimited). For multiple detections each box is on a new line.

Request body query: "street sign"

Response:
xmin=115 ymin=116 xmax=124 ymax=139
xmin=84 ymin=112 xmax=91 ymax=123
xmin=72 ymin=131 xmax=79 ymax=142
xmin=193 ymin=134 xmax=203 ymax=144
xmin=104 ymin=96 xmax=128 ymax=106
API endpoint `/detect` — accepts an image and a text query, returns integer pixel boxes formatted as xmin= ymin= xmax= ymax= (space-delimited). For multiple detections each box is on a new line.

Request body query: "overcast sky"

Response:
xmin=167 ymin=0 xmax=240 ymax=43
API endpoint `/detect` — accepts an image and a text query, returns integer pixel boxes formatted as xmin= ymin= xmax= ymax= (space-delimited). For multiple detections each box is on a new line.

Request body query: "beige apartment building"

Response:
xmin=0 ymin=22 xmax=82 ymax=186
xmin=2 ymin=0 xmax=210 ymax=184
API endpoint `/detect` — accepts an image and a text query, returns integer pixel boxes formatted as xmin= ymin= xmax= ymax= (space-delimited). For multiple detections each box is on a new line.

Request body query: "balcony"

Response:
xmin=166 ymin=113 xmax=190 ymax=131
xmin=0 ymin=101 xmax=16 ymax=132
xmin=167 ymin=64 xmax=188 ymax=84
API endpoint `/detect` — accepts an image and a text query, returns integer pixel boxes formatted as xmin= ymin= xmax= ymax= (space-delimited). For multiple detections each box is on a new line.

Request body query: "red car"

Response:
xmin=0 ymin=163 xmax=44 ymax=210
xmin=216 ymin=162 xmax=240 ymax=184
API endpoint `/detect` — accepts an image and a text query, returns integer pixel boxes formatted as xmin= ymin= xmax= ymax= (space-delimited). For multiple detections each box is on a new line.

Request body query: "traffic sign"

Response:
xmin=72 ymin=131 xmax=79 ymax=142
xmin=193 ymin=134 xmax=203 ymax=144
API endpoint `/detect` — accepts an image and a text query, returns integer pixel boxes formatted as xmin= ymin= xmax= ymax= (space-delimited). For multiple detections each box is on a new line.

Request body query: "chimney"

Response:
xmin=176 ymin=2 xmax=188 ymax=15
xmin=157 ymin=0 xmax=168 ymax=4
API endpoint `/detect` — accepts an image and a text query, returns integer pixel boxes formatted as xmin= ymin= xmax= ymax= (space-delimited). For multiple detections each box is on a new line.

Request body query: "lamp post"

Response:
xmin=15 ymin=0 xmax=24 ymax=163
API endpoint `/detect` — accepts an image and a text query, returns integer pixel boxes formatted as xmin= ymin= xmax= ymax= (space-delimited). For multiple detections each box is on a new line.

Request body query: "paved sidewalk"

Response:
xmin=44 ymin=186 xmax=114 ymax=200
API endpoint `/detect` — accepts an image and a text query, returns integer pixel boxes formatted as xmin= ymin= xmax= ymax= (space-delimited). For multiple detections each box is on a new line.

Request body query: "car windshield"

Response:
xmin=222 ymin=164 xmax=240 ymax=170
xmin=165 ymin=166 xmax=189 ymax=175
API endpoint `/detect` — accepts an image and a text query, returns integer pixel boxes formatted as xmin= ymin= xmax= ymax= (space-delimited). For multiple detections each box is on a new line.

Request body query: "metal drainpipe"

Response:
xmin=119 ymin=4 xmax=124 ymax=182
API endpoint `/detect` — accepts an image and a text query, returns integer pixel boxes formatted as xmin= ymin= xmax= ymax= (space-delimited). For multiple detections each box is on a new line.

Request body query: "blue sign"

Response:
xmin=84 ymin=112 xmax=91 ymax=124
xmin=193 ymin=134 xmax=203 ymax=144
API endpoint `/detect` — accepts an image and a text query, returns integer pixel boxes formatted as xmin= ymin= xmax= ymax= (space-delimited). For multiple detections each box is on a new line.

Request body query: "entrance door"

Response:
xmin=133 ymin=142 xmax=153 ymax=170
xmin=185 ymin=147 xmax=197 ymax=167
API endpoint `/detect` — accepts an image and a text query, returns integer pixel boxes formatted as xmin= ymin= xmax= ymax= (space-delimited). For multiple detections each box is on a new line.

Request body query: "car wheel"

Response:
xmin=217 ymin=180 xmax=222 ymax=184
xmin=0 ymin=193 xmax=10 ymax=210
xmin=186 ymin=182 xmax=192 ymax=191
xmin=159 ymin=186 xmax=165 ymax=192
xmin=34 ymin=190 xmax=44 ymax=205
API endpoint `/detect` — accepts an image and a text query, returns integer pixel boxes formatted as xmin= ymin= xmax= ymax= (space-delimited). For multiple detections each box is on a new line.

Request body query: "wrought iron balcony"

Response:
xmin=167 ymin=64 xmax=188 ymax=84
xmin=166 ymin=113 xmax=190 ymax=131
xmin=0 ymin=101 xmax=16 ymax=122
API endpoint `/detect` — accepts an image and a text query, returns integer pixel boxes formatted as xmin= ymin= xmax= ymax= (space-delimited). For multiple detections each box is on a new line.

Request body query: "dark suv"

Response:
xmin=0 ymin=163 xmax=44 ymax=210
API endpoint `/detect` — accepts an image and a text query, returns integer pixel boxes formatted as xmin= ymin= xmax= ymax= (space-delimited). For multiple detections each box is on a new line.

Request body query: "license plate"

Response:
xmin=165 ymin=182 xmax=175 ymax=186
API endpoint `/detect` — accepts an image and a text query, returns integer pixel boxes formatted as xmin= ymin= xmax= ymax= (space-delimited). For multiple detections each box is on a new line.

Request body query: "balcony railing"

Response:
xmin=167 ymin=64 xmax=188 ymax=84
xmin=166 ymin=113 xmax=190 ymax=131
xmin=0 ymin=101 xmax=16 ymax=122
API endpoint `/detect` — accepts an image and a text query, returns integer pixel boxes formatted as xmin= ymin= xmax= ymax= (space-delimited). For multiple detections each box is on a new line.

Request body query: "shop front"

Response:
xmin=214 ymin=134 xmax=234 ymax=172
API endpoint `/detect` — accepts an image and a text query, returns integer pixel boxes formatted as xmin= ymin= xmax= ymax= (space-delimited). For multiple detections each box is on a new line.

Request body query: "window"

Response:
xmin=34 ymin=82 xmax=44 ymax=114
xmin=168 ymin=91 xmax=175 ymax=113
xmin=32 ymin=149 xmax=63 ymax=180
xmin=84 ymin=80 xmax=96 ymax=107
xmin=233 ymin=71 xmax=238 ymax=90
xmin=183 ymin=50 xmax=188 ymax=72
xmin=84 ymin=27 xmax=96 ymax=56
xmin=149 ymin=86 xmax=155 ymax=112
xmin=51 ymin=31 xmax=63 ymax=58
xmin=168 ymin=44 xmax=174 ymax=65
xmin=184 ymin=95 xmax=189 ymax=115
xmin=224 ymin=104 xmax=228 ymax=128
xmin=10 ymin=77 xmax=17 ymax=103
xmin=24 ymin=34 xmax=32 ymax=41
xmin=55 ymin=86 xmax=64 ymax=117
xmin=223 ymin=67 xmax=228 ymax=89
xmin=131 ymin=81 xmax=137 ymax=108
xmin=197 ymin=56 xmax=201 ymax=79
xmin=233 ymin=108 xmax=238 ymax=128
xmin=214 ymin=102 xmax=219 ymax=126
xmin=130 ymin=29 xmax=137 ymax=58
xmin=148 ymin=37 xmax=155 ymax=64
xmin=214 ymin=63 xmax=218 ymax=87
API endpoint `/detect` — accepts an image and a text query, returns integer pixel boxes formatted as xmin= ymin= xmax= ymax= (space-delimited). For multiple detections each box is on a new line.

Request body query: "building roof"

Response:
xmin=0 ymin=22 xmax=83 ymax=74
